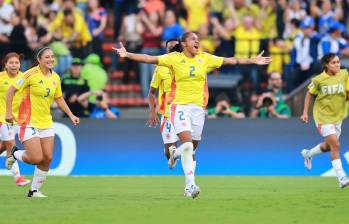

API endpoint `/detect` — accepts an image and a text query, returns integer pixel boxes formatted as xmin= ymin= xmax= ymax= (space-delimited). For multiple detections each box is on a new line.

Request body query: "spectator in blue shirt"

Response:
xmin=89 ymin=91 xmax=120 ymax=119
xmin=161 ymin=9 xmax=184 ymax=43
xmin=317 ymin=21 xmax=349 ymax=60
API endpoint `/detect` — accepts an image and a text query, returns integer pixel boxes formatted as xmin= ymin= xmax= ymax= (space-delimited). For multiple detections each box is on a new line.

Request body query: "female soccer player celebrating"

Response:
xmin=114 ymin=32 xmax=271 ymax=198
xmin=0 ymin=52 xmax=30 ymax=186
xmin=301 ymin=53 xmax=349 ymax=188
xmin=6 ymin=47 xmax=80 ymax=197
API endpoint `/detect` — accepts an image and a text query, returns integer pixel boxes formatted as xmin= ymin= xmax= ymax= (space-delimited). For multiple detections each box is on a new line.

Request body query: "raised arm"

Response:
xmin=112 ymin=42 xmax=158 ymax=64
xmin=300 ymin=91 xmax=313 ymax=123
xmin=223 ymin=50 xmax=272 ymax=65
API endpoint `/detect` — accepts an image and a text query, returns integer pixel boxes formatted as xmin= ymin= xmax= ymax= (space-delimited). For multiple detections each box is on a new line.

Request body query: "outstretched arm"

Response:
xmin=223 ymin=51 xmax=272 ymax=65
xmin=112 ymin=42 xmax=158 ymax=64
xmin=55 ymin=97 xmax=80 ymax=125
xmin=300 ymin=91 xmax=313 ymax=123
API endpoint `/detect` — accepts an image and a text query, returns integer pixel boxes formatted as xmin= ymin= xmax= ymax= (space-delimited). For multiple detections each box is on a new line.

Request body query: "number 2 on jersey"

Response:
xmin=189 ymin=66 xmax=195 ymax=77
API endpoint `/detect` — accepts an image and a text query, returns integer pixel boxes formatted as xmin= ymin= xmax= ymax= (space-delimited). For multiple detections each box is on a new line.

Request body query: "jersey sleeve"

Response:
xmin=12 ymin=74 xmax=28 ymax=91
xmin=308 ymin=79 xmax=318 ymax=95
xmin=54 ymin=76 xmax=63 ymax=98
xmin=157 ymin=53 xmax=175 ymax=68
xmin=205 ymin=53 xmax=224 ymax=69
xmin=346 ymin=75 xmax=349 ymax=92
xmin=150 ymin=67 xmax=160 ymax=89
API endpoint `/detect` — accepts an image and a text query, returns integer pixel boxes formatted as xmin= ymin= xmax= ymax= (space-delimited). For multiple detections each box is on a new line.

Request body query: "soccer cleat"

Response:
xmin=339 ymin=177 xmax=349 ymax=189
xmin=15 ymin=176 xmax=31 ymax=186
xmin=301 ymin=149 xmax=312 ymax=171
xmin=6 ymin=146 xmax=20 ymax=170
xmin=184 ymin=185 xmax=200 ymax=199
xmin=168 ymin=146 xmax=180 ymax=169
xmin=28 ymin=190 xmax=47 ymax=198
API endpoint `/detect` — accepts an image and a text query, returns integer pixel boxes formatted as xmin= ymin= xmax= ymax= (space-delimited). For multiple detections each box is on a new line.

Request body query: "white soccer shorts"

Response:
xmin=316 ymin=122 xmax=342 ymax=138
xmin=18 ymin=125 xmax=55 ymax=142
xmin=0 ymin=123 xmax=19 ymax=141
xmin=160 ymin=115 xmax=178 ymax=144
xmin=169 ymin=104 xmax=205 ymax=141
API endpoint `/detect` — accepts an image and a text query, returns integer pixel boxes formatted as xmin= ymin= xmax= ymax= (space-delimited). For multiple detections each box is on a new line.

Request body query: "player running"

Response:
xmin=114 ymin=32 xmax=271 ymax=198
xmin=301 ymin=53 xmax=349 ymax=188
xmin=5 ymin=47 xmax=80 ymax=197
xmin=147 ymin=38 xmax=181 ymax=169
xmin=0 ymin=52 xmax=30 ymax=186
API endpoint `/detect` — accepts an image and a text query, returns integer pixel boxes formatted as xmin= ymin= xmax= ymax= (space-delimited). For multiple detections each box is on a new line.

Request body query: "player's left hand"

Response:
xmin=253 ymin=50 xmax=272 ymax=65
xmin=70 ymin=115 xmax=80 ymax=126
xmin=112 ymin=42 xmax=127 ymax=57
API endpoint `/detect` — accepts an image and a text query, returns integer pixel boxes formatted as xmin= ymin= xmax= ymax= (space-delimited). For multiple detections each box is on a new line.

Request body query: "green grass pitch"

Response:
xmin=0 ymin=176 xmax=348 ymax=224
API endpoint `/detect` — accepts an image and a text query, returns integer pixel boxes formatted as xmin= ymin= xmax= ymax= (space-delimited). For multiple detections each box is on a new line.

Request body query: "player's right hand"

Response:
xmin=5 ymin=113 xmax=16 ymax=125
xmin=146 ymin=113 xmax=160 ymax=128
xmin=300 ymin=114 xmax=308 ymax=123
xmin=112 ymin=42 xmax=127 ymax=57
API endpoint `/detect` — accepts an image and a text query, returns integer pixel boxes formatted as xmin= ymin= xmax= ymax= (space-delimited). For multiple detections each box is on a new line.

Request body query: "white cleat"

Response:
xmin=6 ymin=146 xmax=19 ymax=170
xmin=168 ymin=146 xmax=180 ymax=169
xmin=184 ymin=185 xmax=200 ymax=199
xmin=28 ymin=190 xmax=47 ymax=198
xmin=339 ymin=177 xmax=349 ymax=189
xmin=301 ymin=149 xmax=312 ymax=171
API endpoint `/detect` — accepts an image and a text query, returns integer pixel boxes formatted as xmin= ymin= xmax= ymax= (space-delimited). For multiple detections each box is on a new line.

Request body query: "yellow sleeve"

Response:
xmin=346 ymin=76 xmax=349 ymax=92
xmin=12 ymin=75 xmax=28 ymax=91
xmin=54 ymin=76 xmax=63 ymax=98
xmin=205 ymin=53 xmax=224 ymax=69
xmin=308 ymin=79 xmax=318 ymax=95
xmin=157 ymin=53 xmax=175 ymax=68
xmin=150 ymin=67 xmax=160 ymax=89
xmin=48 ymin=12 xmax=63 ymax=32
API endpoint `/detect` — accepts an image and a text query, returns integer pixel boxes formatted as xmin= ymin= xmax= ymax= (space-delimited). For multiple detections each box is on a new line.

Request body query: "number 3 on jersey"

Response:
xmin=44 ymin=88 xmax=50 ymax=98
xmin=189 ymin=66 xmax=195 ymax=77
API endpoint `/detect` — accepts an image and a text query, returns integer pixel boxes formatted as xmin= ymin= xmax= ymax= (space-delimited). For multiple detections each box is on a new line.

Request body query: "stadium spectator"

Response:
xmin=140 ymin=0 xmax=165 ymax=18
xmin=118 ymin=7 xmax=142 ymax=83
xmin=267 ymin=38 xmax=291 ymax=75
xmin=283 ymin=0 xmax=306 ymax=38
xmin=137 ymin=10 xmax=163 ymax=97
xmin=183 ymin=0 xmax=210 ymax=32
xmin=89 ymin=91 xmax=120 ymax=119
xmin=317 ymin=20 xmax=349 ymax=60
xmin=290 ymin=16 xmax=320 ymax=90
xmin=257 ymin=0 xmax=277 ymax=40
xmin=310 ymin=0 xmax=343 ymax=35
xmin=207 ymin=93 xmax=245 ymax=119
xmin=81 ymin=53 xmax=108 ymax=104
xmin=47 ymin=1 xmax=92 ymax=58
xmin=0 ymin=0 xmax=14 ymax=58
xmin=86 ymin=0 xmax=107 ymax=59
xmin=62 ymin=58 xmax=91 ymax=118
xmin=198 ymin=23 xmax=216 ymax=54
xmin=251 ymin=72 xmax=291 ymax=119
xmin=162 ymin=9 xmax=184 ymax=42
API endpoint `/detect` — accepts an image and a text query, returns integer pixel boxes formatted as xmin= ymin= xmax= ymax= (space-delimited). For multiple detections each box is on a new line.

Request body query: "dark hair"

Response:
xmin=63 ymin=8 xmax=73 ymax=16
xmin=180 ymin=32 xmax=195 ymax=42
xmin=165 ymin=38 xmax=182 ymax=53
xmin=290 ymin=18 xmax=300 ymax=28
xmin=215 ymin=92 xmax=230 ymax=104
xmin=30 ymin=47 xmax=52 ymax=68
xmin=2 ymin=52 xmax=21 ymax=70
xmin=165 ymin=38 xmax=179 ymax=47
xmin=321 ymin=53 xmax=337 ymax=72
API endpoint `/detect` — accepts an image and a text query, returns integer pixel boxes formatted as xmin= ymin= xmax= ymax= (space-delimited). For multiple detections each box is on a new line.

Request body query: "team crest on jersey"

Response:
xmin=16 ymin=78 xmax=24 ymax=86
xmin=38 ymin=80 xmax=43 ymax=84
xmin=180 ymin=59 xmax=185 ymax=64
xmin=53 ymin=80 xmax=57 ymax=87
xmin=197 ymin=59 xmax=202 ymax=63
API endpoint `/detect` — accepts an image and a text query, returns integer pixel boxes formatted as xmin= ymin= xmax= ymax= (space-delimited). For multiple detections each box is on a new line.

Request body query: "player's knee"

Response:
xmin=31 ymin=155 xmax=44 ymax=164
xmin=182 ymin=142 xmax=193 ymax=153
xmin=331 ymin=141 xmax=340 ymax=152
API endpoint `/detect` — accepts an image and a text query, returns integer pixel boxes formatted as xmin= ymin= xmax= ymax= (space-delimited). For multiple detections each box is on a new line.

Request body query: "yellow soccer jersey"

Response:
xmin=0 ymin=71 xmax=24 ymax=123
xmin=150 ymin=66 xmax=172 ymax=117
xmin=308 ymin=69 xmax=349 ymax=124
xmin=13 ymin=66 xmax=63 ymax=129
xmin=158 ymin=52 xmax=224 ymax=107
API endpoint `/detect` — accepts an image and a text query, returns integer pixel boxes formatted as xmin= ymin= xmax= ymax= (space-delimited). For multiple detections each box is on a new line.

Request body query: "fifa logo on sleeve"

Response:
xmin=321 ymin=84 xmax=345 ymax=95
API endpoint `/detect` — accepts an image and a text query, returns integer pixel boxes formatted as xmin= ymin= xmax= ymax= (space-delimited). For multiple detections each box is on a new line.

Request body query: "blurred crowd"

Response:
xmin=2 ymin=0 xmax=349 ymax=118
